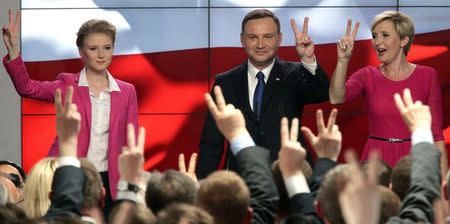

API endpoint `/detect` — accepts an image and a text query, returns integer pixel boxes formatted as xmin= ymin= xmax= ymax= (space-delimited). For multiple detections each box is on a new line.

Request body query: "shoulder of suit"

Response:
xmin=215 ymin=63 xmax=246 ymax=81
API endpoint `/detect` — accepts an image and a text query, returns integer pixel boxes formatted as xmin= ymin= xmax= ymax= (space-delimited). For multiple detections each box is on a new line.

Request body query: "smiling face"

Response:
xmin=78 ymin=32 xmax=114 ymax=74
xmin=371 ymin=20 xmax=409 ymax=64
xmin=241 ymin=17 xmax=282 ymax=70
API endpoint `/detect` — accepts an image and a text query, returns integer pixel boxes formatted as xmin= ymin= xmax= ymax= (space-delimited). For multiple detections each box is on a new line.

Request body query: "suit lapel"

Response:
xmin=261 ymin=58 xmax=285 ymax=117
xmin=232 ymin=61 xmax=258 ymax=122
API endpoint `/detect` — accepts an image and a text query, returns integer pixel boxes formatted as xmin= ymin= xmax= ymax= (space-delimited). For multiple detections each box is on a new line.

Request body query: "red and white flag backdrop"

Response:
xmin=20 ymin=0 xmax=450 ymax=172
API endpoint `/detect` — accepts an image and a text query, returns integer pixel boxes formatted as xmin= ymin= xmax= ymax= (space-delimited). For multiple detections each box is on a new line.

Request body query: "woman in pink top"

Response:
xmin=328 ymin=11 xmax=445 ymax=173
xmin=2 ymin=10 xmax=139 ymax=208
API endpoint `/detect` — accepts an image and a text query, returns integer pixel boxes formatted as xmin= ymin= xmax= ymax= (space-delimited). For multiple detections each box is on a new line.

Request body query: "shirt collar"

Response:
xmin=78 ymin=67 xmax=121 ymax=92
xmin=247 ymin=58 xmax=275 ymax=80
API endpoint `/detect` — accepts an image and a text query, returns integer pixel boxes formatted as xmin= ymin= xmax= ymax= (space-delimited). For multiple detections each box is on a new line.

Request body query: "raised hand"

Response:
xmin=204 ymin=86 xmax=248 ymax=141
xmin=337 ymin=20 xmax=359 ymax=62
xmin=394 ymin=88 xmax=431 ymax=132
xmin=278 ymin=117 xmax=307 ymax=178
xmin=339 ymin=150 xmax=380 ymax=224
xmin=55 ymin=86 xmax=80 ymax=157
xmin=118 ymin=123 xmax=146 ymax=184
xmin=178 ymin=153 xmax=198 ymax=184
xmin=291 ymin=17 xmax=315 ymax=63
xmin=2 ymin=9 xmax=20 ymax=60
xmin=301 ymin=109 xmax=342 ymax=161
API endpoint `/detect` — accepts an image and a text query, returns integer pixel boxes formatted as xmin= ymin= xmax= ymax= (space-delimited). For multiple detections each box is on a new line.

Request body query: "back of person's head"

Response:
xmin=0 ymin=160 xmax=26 ymax=204
xmin=378 ymin=186 xmax=401 ymax=224
xmin=145 ymin=170 xmax=197 ymax=214
xmin=79 ymin=159 xmax=104 ymax=209
xmin=157 ymin=203 xmax=213 ymax=224
xmin=127 ymin=204 xmax=157 ymax=224
xmin=138 ymin=171 xmax=152 ymax=206
xmin=390 ymin=156 xmax=411 ymax=201
xmin=362 ymin=160 xmax=392 ymax=187
xmin=281 ymin=214 xmax=316 ymax=224
xmin=317 ymin=164 xmax=351 ymax=224
xmin=23 ymin=157 xmax=58 ymax=218
xmin=272 ymin=160 xmax=312 ymax=217
xmin=0 ymin=202 xmax=30 ymax=224
xmin=196 ymin=170 xmax=250 ymax=224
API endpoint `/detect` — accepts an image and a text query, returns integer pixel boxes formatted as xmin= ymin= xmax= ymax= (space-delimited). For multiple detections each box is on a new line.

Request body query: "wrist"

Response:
xmin=228 ymin=129 xmax=250 ymax=142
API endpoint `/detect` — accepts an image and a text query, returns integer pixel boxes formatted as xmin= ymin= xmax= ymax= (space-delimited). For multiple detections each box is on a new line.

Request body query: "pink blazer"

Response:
xmin=3 ymin=55 xmax=139 ymax=199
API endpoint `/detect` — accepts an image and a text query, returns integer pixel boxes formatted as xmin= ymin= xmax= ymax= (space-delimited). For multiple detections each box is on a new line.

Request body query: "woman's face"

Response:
xmin=371 ymin=20 xmax=408 ymax=64
xmin=79 ymin=33 xmax=114 ymax=74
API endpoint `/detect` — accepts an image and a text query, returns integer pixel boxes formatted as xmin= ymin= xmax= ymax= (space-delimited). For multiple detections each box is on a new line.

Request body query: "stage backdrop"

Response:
xmin=20 ymin=0 xmax=450 ymax=172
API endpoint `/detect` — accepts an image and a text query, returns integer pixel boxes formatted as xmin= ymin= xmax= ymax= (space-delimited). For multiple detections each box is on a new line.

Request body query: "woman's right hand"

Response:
xmin=337 ymin=19 xmax=359 ymax=63
xmin=2 ymin=10 xmax=20 ymax=61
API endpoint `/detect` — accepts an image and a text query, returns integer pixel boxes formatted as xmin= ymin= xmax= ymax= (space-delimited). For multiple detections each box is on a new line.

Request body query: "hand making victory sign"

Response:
xmin=291 ymin=17 xmax=315 ymax=63
xmin=337 ymin=20 xmax=359 ymax=62
xmin=2 ymin=9 xmax=20 ymax=61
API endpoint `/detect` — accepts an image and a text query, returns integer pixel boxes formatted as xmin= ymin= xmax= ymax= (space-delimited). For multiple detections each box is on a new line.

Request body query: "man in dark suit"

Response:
xmin=197 ymin=9 xmax=329 ymax=179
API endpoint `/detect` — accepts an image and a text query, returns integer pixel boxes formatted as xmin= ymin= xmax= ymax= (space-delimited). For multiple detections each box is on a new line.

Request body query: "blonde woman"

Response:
xmin=22 ymin=157 xmax=58 ymax=218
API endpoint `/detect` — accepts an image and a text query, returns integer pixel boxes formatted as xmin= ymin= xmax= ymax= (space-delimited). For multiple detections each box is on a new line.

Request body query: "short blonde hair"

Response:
xmin=76 ymin=19 xmax=117 ymax=48
xmin=371 ymin=11 xmax=415 ymax=56
xmin=22 ymin=157 xmax=58 ymax=218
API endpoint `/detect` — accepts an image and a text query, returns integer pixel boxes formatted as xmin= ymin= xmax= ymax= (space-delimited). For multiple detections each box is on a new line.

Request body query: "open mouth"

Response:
xmin=377 ymin=48 xmax=387 ymax=55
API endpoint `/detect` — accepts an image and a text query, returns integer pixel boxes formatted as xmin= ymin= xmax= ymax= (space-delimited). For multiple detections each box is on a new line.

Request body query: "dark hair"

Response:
xmin=157 ymin=203 xmax=213 ymax=224
xmin=390 ymin=156 xmax=411 ymax=201
xmin=79 ymin=159 xmax=104 ymax=209
xmin=362 ymin=159 xmax=392 ymax=187
xmin=145 ymin=170 xmax=197 ymax=214
xmin=0 ymin=161 xmax=26 ymax=183
xmin=76 ymin=19 xmax=117 ymax=48
xmin=241 ymin=9 xmax=281 ymax=34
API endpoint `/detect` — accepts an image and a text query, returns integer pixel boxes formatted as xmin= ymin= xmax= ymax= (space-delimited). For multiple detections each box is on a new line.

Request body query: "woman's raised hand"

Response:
xmin=337 ymin=19 xmax=359 ymax=62
xmin=2 ymin=10 xmax=20 ymax=60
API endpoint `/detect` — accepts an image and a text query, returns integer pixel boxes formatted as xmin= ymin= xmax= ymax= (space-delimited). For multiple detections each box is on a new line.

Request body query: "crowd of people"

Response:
xmin=0 ymin=6 xmax=447 ymax=224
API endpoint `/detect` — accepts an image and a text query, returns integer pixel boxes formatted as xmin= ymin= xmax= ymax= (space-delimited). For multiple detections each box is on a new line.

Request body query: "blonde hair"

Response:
xmin=22 ymin=157 xmax=58 ymax=218
xmin=371 ymin=11 xmax=415 ymax=56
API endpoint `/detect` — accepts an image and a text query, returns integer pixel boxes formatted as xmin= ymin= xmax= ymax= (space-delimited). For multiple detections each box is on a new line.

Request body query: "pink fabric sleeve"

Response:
xmin=345 ymin=67 xmax=367 ymax=102
xmin=427 ymin=68 xmax=444 ymax=141
xmin=3 ymin=55 xmax=63 ymax=102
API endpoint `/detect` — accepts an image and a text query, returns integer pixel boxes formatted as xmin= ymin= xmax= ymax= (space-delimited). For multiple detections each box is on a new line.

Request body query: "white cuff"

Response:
xmin=229 ymin=133 xmax=255 ymax=155
xmin=301 ymin=57 xmax=317 ymax=75
xmin=284 ymin=174 xmax=310 ymax=198
xmin=57 ymin=156 xmax=80 ymax=168
xmin=116 ymin=191 xmax=138 ymax=203
xmin=412 ymin=128 xmax=434 ymax=145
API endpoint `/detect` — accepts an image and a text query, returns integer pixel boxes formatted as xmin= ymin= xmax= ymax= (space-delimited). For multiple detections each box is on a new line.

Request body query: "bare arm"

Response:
xmin=329 ymin=20 xmax=359 ymax=104
xmin=2 ymin=10 xmax=20 ymax=61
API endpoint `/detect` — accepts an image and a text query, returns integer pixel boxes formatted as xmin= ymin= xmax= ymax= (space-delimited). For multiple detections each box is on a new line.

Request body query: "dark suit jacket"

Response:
xmin=386 ymin=142 xmax=441 ymax=224
xmin=235 ymin=146 xmax=279 ymax=224
xmin=44 ymin=165 xmax=85 ymax=220
xmin=198 ymin=58 xmax=329 ymax=179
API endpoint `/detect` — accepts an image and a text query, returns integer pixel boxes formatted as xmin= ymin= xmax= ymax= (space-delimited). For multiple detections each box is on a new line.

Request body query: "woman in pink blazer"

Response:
xmin=2 ymin=11 xmax=138 ymax=208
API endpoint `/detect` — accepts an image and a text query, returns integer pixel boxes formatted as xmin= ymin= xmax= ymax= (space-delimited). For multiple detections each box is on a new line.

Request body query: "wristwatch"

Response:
xmin=117 ymin=179 xmax=140 ymax=193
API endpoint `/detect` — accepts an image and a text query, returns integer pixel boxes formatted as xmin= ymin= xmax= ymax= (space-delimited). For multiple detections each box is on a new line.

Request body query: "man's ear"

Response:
xmin=99 ymin=187 xmax=106 ymax=208
xmin=244 ymin=206 xmax=253 ymax=224
xmin=442 ymin=180 xmax=448 ymax=200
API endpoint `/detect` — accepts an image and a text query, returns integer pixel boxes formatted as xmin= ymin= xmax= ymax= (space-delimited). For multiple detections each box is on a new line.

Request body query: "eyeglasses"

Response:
xmin=0 ymin=172 xmax=24 ymax=189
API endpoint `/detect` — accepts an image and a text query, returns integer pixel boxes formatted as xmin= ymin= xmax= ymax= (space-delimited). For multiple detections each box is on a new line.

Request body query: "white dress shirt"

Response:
xmin=78 ymin=68 xmax=121 ymax=172
xmin=247 ymin=58 xmax=318 ymax=110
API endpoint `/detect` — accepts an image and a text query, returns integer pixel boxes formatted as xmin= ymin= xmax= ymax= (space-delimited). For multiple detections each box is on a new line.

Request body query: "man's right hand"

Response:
xmin=2 ymin=10 xmax=20 ymax=61
xmin=204 ymin=86 xmax=248 ymax=142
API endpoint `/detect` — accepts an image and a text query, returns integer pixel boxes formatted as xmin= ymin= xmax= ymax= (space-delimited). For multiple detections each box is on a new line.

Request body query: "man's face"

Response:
xmin=241 ymin=17 xmax=282 ymax=70
xmin=0 ymin=164 xmax=24 ymax=204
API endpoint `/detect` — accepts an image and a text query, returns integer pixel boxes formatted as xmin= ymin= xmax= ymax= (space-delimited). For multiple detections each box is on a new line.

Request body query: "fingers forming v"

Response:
xmin=302 ymin=17 xmax=309 ymax=35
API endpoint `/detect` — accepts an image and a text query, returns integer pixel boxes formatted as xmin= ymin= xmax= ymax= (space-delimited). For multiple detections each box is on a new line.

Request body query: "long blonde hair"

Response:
xmin=22 ymin=157 xmax=58 ymax=218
